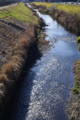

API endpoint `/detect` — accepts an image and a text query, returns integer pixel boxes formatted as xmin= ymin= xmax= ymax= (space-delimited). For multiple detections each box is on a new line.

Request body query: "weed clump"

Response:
xmin=76 ymin=36 xmax=80 ymax=51
xmin=76 ymin=36 xmax=80 ymax=44
xmin=72 ymin=81 xmax=80 ymax=94
xmin=73 ymin=60 xmax=80 ymax=94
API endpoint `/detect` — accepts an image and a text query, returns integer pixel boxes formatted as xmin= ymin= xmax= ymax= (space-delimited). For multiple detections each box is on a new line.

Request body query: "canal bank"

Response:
xmin=0 ymin=3 xmax=46 ymax=119
xmin=4 ymin=4 xmax=80 ymax=120
xmin=31 ymin=3 xmax=80 ymax=35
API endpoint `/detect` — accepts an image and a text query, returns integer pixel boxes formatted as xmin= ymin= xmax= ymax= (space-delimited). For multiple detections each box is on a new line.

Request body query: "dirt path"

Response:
xmin=0 ymin=3 xmax=17 ymax=9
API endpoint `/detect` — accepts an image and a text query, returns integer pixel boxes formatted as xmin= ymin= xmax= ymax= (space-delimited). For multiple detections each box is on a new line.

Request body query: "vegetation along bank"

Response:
xmin=0 ymin=3 xmax=46 ymax=119
xmin=32 ymin=2 xmax=80 ymax=35
xmin=31 ymin=2 xmax=80 ymax=120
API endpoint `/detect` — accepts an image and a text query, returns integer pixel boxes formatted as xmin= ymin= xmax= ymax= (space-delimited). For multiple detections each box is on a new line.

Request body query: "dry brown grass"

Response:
xmin=0 ymin=23 xmax=38 ymax=120
xmin=52 ymin=9 xmax=80 ymax=34
xmin=0 ymin=74 xmax=9 ymax=100
xmin=0 ymin=3 xmax=42 ymax=119
xmin=33 ymin=2 xmax=80 ymax=19
xmin=32 ymin=3 xmax=80 ymax=35
xmin=46 ymin=7 xmax=80 ymax=35
xmin=0 ymin=25 xmax=37 ymax=104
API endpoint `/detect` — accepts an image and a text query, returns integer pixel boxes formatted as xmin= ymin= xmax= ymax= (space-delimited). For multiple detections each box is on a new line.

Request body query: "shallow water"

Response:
xmin=6 ymin=7 xmax=80 ymax=120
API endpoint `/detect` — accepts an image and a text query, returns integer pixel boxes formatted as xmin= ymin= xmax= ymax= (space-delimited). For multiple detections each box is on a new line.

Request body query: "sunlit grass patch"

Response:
xmin=0 ymin=3 xmax=39 ymax=25
xmin=33 ymin=2 xmax=80 ymax=18
xmin=76 ymin=36 xmax=80 ymax=43
xmin=33 ymin=2 xmax=54 ymax=8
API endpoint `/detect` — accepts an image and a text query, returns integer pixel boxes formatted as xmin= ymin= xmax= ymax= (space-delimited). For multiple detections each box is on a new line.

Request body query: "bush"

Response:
xmin=76 ymin=36 xmax=80 ymax=44
xmin=72 ymin=87 xmax=79 ymax=94
xmin=78 ymin=44 xmax=80 ymax=51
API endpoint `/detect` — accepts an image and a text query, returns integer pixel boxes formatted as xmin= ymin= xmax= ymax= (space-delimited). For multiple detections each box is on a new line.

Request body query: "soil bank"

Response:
xmin=0 ymin=3 xmax=46 ymax=119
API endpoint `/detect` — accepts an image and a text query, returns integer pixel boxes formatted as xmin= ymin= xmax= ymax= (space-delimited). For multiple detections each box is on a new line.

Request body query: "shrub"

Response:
xmin=76 ymin=36 xmax=80 ymax=44
xmin=72 ymin=87 xmax=79 ymax=94
xmin=78 ymin=44 xmax=80 ymax=51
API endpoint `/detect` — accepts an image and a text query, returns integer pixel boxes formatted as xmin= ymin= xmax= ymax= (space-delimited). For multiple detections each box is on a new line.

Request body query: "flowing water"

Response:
xmin=5 ymin=6 xmax=80 ymax=120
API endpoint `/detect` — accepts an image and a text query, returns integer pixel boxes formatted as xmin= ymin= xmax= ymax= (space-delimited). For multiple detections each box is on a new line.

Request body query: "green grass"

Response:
xmin=76 ymin=36 xmax=80 ymax=43
xmin=76 ymin=37 xmax=80 ymax=51
xmin=33 ymin=2 xmax=55 ymax=8
xmin=0 ymin=3 xmax=39 ymax=25
xmin=72 ymin=81 xmax=80 ymax=94
xmin=33 ymin=2 xmax=80 ymax=18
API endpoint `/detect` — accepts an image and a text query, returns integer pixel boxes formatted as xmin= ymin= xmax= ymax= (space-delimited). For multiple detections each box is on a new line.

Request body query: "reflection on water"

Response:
xmin=36 ymin=10 xmax=75 ymax=41
xmin=6 ymin=6 xmax=80 ymax=120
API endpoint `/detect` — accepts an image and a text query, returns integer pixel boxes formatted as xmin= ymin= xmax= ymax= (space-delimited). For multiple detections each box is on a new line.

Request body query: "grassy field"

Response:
xmin=33 ymin=2 xmax=80 ymax=18
xmin=0 ymin=3 xmax=39 ymax=24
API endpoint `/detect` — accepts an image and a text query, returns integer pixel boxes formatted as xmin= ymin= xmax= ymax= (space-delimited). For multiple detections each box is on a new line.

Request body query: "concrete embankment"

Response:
xmin=0 ymin=3 xmax=46 ymax=119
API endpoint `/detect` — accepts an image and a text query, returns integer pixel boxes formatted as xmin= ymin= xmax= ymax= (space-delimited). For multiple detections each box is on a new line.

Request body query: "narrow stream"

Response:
xmin=5 ymin=6 xmax=80 ymax=120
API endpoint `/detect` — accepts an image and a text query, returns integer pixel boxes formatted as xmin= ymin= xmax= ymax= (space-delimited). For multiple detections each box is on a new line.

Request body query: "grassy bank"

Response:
xmin=73 ymin=60 xmax=80 ymax=94
xmin=68 ymin=59 xmax=80 ymax=120
xmin=32 ymin=2 xmax=80 ymax=35
xmin=0 ymin=3 xmax=40 ymax=71
xmin=33 ymin=2 xmax=80 ymax=18
xmin=73 ymin=36 xmax=80 ymax=94
xmin=0 ymin=3 xmax=44 ymax=119
xmin=0 ymin=3 xmax=39 ymax=24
